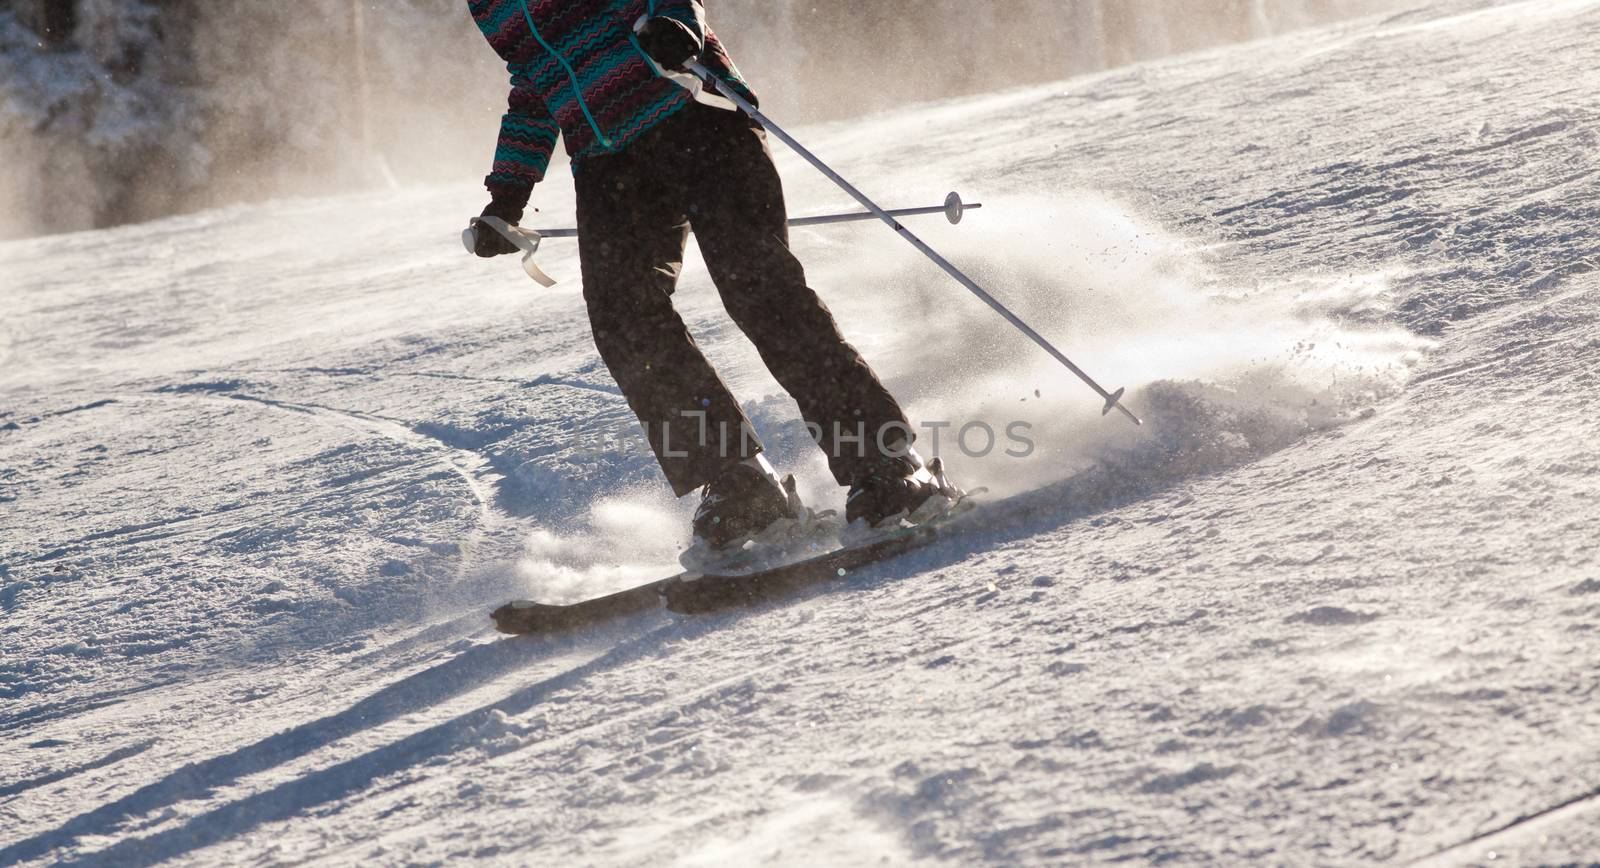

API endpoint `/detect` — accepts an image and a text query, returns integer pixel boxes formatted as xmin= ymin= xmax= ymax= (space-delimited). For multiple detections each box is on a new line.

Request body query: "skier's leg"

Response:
xmin=575 ymin=147 xmax=760 ymax=498
xmin=674 ymin=106 xmax=913 ymax=486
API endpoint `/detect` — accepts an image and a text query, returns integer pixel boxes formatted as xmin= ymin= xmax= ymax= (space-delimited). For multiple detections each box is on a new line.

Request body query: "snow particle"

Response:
xmin=379 ymin=560 xmax=411 ymax=577
xmin=1569 ymin=579 xmax=1600 ymax=596
xmin=1139 ymin=762 xmax=1240 ymax=794
xmin=1285 ymin=606 xmax=1379 ymax=627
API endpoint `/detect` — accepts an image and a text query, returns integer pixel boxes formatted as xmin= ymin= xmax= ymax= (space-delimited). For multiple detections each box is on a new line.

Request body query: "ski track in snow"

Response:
xmin=3 ymin=0 xmax=1600 ymax=863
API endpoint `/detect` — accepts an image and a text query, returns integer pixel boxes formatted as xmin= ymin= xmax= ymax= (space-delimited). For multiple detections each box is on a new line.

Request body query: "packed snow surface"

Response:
xmin=3 ymin=0 xmax=1599 ymax=864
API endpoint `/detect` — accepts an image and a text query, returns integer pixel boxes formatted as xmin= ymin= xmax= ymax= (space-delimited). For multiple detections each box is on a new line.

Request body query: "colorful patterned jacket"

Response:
xmin=468 ymin=0 xmax=758 ymax=206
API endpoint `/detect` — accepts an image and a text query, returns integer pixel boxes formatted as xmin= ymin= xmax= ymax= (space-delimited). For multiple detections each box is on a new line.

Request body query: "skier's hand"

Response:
xmin=636 ymin=16 xmax=700 ymax=71
xmin=473 ymin=199 xmax=524 ymax=258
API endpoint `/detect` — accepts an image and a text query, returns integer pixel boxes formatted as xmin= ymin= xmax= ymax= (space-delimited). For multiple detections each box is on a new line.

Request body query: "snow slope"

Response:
xmin=3 ymin=0 xmax=1599 ymax=863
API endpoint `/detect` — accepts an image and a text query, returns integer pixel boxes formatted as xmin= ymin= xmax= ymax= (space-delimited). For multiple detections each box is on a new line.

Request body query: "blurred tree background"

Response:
xmin=0 ymin=0 xmax=1400 ymax=238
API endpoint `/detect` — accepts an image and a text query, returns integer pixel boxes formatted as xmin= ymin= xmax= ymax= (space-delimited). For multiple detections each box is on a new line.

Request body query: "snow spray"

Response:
xmin=818 ymin=193 xmax=1432 ymax=499
xmin=685 ymin=60 xmax=1143 ymax=427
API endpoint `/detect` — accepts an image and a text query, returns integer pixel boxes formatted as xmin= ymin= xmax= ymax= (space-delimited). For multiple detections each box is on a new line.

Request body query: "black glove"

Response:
xmin=473 ymin=197 xmax=525 ymax=258
xmin=636 ymin=16 xmax=700 ymax=71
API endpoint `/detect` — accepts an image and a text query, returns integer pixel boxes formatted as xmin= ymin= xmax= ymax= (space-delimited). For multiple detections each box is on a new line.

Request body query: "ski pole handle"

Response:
xmin=464 ymin=217 xmax=558 ymax=287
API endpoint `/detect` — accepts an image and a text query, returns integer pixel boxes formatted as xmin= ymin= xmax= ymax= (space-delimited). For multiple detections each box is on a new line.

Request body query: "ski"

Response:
xmin=490 ymin=580 xmax=673 ymax=637
xmin=491 ymin=496 xmax=979 ymax=636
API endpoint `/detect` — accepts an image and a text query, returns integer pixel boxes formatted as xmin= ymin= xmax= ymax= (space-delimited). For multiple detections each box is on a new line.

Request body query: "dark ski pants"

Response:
xmin=574 ymin=102 xmax=910 ymax=497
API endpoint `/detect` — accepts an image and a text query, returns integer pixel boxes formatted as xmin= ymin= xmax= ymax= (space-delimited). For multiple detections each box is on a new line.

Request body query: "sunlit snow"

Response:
xmin=3 ymin=0 xmax=1599 ymax=864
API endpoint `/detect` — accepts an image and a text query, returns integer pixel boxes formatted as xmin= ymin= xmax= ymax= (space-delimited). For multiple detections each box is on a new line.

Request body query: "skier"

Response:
xmin=466 ymin=0 xmax=956 ymax=551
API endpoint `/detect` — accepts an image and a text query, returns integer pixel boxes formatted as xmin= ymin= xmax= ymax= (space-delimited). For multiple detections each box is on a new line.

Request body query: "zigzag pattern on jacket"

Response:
xmin=468 ymin=0 xmax=758 ymax=205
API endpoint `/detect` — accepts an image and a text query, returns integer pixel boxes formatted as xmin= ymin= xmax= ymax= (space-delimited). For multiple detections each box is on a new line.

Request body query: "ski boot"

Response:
xmin=682 ymin=456 xmax=820 ymax=573
xmin=845 ymin=448 xmax=961 ymax=532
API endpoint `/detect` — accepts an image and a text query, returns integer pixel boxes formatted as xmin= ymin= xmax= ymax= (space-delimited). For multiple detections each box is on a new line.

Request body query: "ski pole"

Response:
xmin=468 ymin=193 xmax=980 ymax=243
xmin=790 ymin=192 xmax=979 ymax=228
xmin=683 ymin=60 xmax=1142 ymax=426
xmin=464 ymin=194 xmax=979 ymax=292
